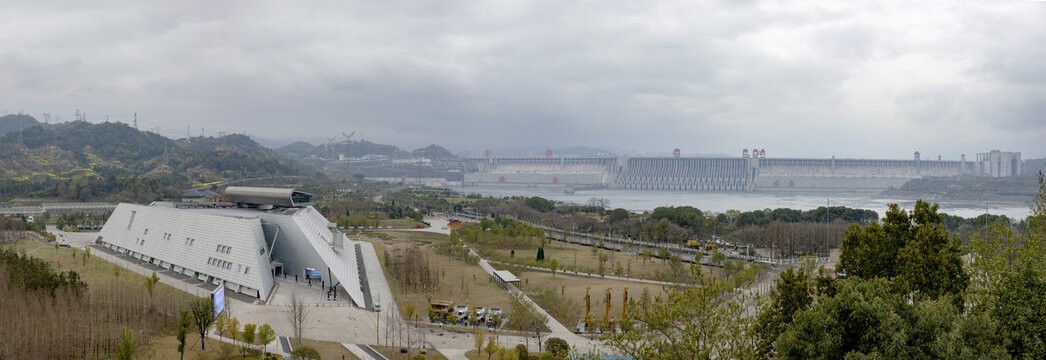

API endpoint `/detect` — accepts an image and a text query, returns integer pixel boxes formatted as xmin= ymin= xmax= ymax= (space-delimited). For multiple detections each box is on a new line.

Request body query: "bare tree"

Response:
xmin=287 ymin=291 xmax=309 ymax=347
xmin=384 ymin=308 xmax=396 ymax=346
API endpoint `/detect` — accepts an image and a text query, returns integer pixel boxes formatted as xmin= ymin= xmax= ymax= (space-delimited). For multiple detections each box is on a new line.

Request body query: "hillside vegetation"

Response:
xmin=0 ymin=114 xmax=57 ymax=135
xmin=277 ymin=139 xmax=409 ymax=159
xmin=0 ymin=117 xmax=318 ymax=202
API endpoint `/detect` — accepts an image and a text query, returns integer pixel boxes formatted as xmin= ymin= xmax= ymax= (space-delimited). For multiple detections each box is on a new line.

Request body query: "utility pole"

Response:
xmin=133 ymin=113 xmax=137 ymax=130
xmin=826 ymin=196 xmax=830 ymax=259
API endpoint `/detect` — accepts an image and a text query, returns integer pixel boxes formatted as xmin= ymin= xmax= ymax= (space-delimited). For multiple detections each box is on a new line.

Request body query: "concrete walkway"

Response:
xmin=407 ymin=217 xmax=606 ymax=352
xmin=467 ymin=247 xmax=604 ymax=352
xmin=44 ymin=224 xmax=600 ymax=356
xmin=343 ymin=343 xmax=389 ymax=360
xmin=487 ymin=260 xmax=692 ymax=287
xmin=437 ymin=347 xmax=469 ymax=360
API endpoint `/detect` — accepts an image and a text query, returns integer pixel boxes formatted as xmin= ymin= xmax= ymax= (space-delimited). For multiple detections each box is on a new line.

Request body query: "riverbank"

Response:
xmin=450 ymin=186 xmax=1032 ymax=219
xmin=879 ymin=189 xmax=1033 ymax=205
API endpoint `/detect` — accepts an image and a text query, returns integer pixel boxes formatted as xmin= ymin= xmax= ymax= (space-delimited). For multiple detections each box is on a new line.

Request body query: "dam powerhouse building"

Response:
xmin=96 ymin=187 xmax=366 ymax=305
xmin=463 ymin=150 xmax=1023 ymax=192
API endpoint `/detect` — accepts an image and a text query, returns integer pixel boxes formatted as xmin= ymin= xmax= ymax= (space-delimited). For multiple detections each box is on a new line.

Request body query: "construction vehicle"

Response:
xmin=474 ymin=306 xmax=487 ymax=323
xmin=429 ymin=300 xmax=454 ymax=321
xmin=487 ymin=308 xmax=503 ymax=326
xmin=454 ymin=305 xmax=469 ymax=322
xmin=686 ymin=240 xmax=717 ymax=252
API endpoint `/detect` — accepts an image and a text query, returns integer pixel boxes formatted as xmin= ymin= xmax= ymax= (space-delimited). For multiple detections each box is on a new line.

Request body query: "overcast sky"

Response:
xmin=1 ymin=1 xmax=1044 ymax=159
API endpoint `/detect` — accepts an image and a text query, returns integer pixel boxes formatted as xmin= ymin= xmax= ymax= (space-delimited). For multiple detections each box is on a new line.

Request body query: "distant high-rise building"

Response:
xmin=976 ymin=150 xmax=1022 ymax=177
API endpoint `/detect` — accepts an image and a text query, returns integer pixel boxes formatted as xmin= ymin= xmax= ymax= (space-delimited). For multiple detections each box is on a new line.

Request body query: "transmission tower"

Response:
xmin=341 ymin=131 xmax=356 ymax=160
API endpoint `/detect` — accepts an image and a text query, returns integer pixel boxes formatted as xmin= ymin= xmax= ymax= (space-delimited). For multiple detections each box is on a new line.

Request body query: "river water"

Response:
xmin=450 ymin=186 xmax=1032 ymax=220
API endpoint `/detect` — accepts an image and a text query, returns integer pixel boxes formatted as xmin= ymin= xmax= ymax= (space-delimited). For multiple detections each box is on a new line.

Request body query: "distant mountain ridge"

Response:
xmin=410 ymin=144 xmax=456 ymax=159
xmin=0 ymin=114 xmax=59 ymax=135
xmin=276 ymin=140 xmax=457 ymax=160
xmin=0 ymin=117 xmax=315 ymax=183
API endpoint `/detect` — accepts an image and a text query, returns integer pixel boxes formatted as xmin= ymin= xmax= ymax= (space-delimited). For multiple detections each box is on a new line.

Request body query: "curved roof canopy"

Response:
xmin=224 ymin=186 xmax=313 ymax=207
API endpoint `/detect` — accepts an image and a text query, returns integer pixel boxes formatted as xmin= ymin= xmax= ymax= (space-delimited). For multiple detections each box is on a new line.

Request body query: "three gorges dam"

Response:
xmin=463 ymin=149 xmax=1023 ymax=192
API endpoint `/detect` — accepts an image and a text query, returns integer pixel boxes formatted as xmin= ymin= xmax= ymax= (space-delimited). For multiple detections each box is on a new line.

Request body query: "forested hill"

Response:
xmin=0 ymin=118 xmax=318 ymax=202
xmin=276 ymin=139 xmax=410 ymax=159
xmin=178 ymin=133 xmax=288 ymax=161
xmin=0 ymin=114 xmax=58 ymax=135
xmin=410 ymin=144 xmax=457 ymax=159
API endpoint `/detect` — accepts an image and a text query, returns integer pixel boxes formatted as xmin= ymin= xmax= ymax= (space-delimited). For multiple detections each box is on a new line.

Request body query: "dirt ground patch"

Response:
xmin=508 ymin=269 xmax=671 ymax=331
xmin=378 ymin=218 xmax=428 ymax=229
xmin=483 ymin=239 xmax=726 ymax=281
xmin=363 ymin=235 xmax=517 ymax=323
xmin=142 ymin=335 xmax=361 ymax=360
xmin=300 ymin=339 xmax=363 ymax=360
xmin=373 ymin=345 xmax=448 ymax=360
xmin=3 ymin=239 xmax=196 ymax=307
xmin=140 ymin=334 xmax=266 ymax=360
xmin=465 ymin=348 xmax=539 ymax=360
xmin=368 ymin=230 xmax=451 ymax=244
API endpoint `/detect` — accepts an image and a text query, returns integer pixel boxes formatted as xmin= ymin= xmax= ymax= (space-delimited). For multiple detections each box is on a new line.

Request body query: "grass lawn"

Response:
xmin=300 ymin=339 xmax=363 ymax=360
xmin=139 ymin=334 xmax=259 ymax=360
xmin=509 ymin=269 xmax=670 ymax=331
xmin=363 ymin=235 xmax=517 ymax=321
xmin=3 ymin=238 xmax=200 ymax=359
xmin=371 ymin=230 xmax=450 ymax=243
xmin=465 ymin=348 xmax=539 ymax=360
xmin=140 ymin=335 xmax=362 ymax=360
xmin=3 ymin=239 xmax=197 ymax=305
xmin=481 ymin=239 xmax=726 ymax=281
xmin=373 ymin=345 xmax=447 ymax=360
xmin=378 ymin=218 xmax=428 ymax=229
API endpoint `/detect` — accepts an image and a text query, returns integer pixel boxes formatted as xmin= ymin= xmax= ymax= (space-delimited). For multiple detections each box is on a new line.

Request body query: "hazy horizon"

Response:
xmin=2 ymin=1 xmax=1045 ymax=159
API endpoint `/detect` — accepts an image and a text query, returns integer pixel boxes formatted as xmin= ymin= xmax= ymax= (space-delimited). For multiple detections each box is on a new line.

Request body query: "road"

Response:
xmin=376 ymin=217 xmax=608 ymax=355
xmin=48 ymin=224 xmax=577 ymax=360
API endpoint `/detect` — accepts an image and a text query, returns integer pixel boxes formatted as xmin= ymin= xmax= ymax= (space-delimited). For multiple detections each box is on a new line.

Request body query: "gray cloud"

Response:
xmin=1 ymin=0 xmax=1044 ymax=159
